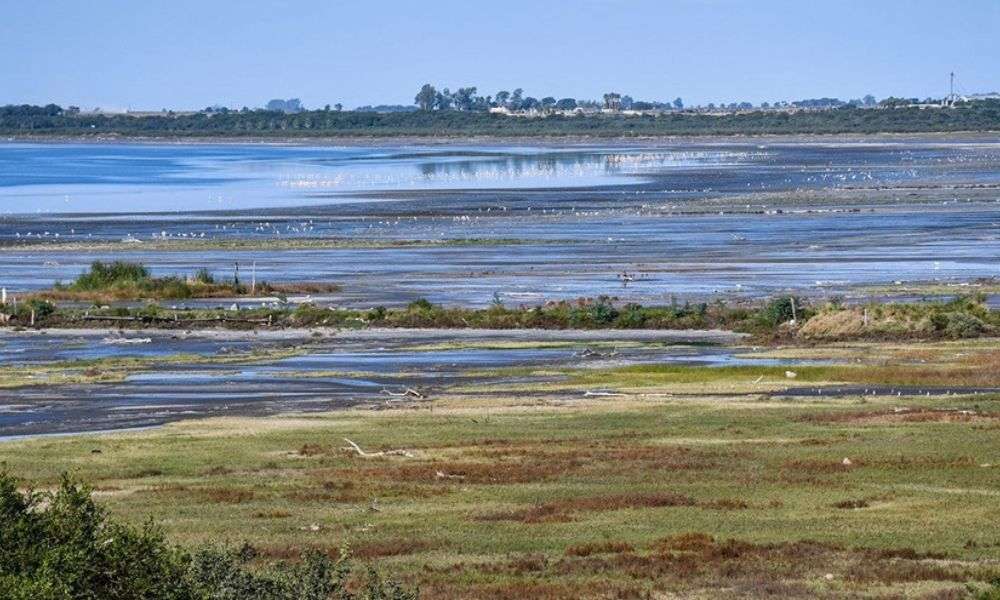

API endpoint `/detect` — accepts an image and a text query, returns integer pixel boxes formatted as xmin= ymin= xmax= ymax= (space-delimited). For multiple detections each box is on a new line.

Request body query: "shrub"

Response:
xmin=615 ymin=304 xmax=647 ymax=328
xmin=367 ymin=306 xmax=388 ymax=322
xmin=407 ymin=298 xmax=434 ymax=312
xmin=0 ymin=472 xmax=417 ymax=600
xmin=194 ymin=268 xmax=215 ymax=284
xmin=0 ymin=472 xmax=191 ymax=600
xmin=19 ymin=299 xmax=56 ymax=320
xmin=758 ymin=296 xmax=798 ymax=327
xmin=943 ymin=312 xmax=987 ymax=338
xmin=72 ymin=261 xmax=150 ymax=290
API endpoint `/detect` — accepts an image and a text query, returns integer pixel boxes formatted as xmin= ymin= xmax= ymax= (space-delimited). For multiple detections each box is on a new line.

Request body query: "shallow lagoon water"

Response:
xmin=2 ymin=209 xmax=996 ymax=306
xmin=2 ymin=141 xmax=999 ymax=305
xmin=2 ymin=140 xmax=1000 ymax=434
xmin=0 ymin=328 xmax=779 ymax=436
xmin=0 ymin=143 xmax=764 ymax=214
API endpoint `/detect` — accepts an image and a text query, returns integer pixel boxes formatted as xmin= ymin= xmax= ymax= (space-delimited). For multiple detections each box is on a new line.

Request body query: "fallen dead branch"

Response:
xmin=381 ymin=387 xmax=426 ymax=400
xmin=342 ymin=438 xmax=415 ymax=459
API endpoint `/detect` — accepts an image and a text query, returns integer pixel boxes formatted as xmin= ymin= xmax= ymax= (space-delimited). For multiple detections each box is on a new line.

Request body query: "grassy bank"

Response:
xmin=2 ymin=365 xmax=998 ymax=598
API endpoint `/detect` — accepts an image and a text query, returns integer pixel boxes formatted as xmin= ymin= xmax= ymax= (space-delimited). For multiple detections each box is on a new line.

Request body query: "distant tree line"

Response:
xmin=413 ymin=83 xmax=682 ymax=112
xmin=2 ymin=100 xmax=999 ymax=137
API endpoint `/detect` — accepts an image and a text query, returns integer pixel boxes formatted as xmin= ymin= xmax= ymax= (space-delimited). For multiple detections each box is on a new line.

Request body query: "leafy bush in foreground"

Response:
xmin=0 ymin=473 xmax=416 ymax=600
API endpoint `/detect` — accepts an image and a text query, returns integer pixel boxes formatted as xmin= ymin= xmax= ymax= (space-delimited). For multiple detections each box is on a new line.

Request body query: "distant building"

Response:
xmin=966 ymin=92 xmax=1000 ymax=102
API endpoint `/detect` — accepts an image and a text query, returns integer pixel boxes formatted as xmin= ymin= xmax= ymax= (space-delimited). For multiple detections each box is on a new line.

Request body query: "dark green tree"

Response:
xmin=414 ymin=84 xmax=437 ymax=111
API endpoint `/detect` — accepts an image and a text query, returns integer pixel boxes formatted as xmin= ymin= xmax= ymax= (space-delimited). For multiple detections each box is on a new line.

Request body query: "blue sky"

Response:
xmin=3 ymin=0 xmax=998 ymax=110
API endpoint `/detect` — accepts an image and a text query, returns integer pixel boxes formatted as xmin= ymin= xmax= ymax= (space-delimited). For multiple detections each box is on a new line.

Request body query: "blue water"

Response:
xmin=0 ymin=143 xmax=750 ymax=214
xmin=0 ymin=140 xmax=998 ymax=305
xmin=4 ymin=140 xmax=997 ymax=215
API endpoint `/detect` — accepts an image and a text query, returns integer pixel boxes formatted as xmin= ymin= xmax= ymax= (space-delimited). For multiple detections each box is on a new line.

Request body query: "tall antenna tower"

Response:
xmin=946 ymin=71 xmax=959 ymax=106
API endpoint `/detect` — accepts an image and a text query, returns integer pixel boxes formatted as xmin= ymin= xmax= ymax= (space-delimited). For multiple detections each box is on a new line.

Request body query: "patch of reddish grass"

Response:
xmin=781 ymin=458 xmax=861 ymax=473
xmin=200 ymin=466 xmax=233 ymax=476
xmin=861 ymin=547 xmax=948 ymax=560
xmin=353 ymin=538 xmax=433 ymax=559
xmin=832 ymin=498 xmax=870 ymax=509
xmin=298 ymin=443 xmax=326 ymax=456
xmin=477 ymin=492 xmax=696 ymax=523
xmin=417 ymin=533 xmax=998 ymax=597
xmin=798 ymin=408 xmax=997 ymax=425
xmin=564 ymin=541 xmax=634 ymax=557
xmin=478 ymin=443 xmax=722 ymax=474
xmin=200 ymin=487 xmax=255 ymax=504
xmin=356 ymin=459 xmax=570 ymax=485
xmin=421 ymin=581 xmax=643 ymax=600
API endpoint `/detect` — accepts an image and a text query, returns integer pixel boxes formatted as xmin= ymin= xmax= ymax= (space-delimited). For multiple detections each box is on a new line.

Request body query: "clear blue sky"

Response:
xmin=3 ymin=0 xmax=998 ymax=110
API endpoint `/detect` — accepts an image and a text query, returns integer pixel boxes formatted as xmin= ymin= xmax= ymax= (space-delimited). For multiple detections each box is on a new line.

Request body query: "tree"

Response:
xmin=555 ymin=98 xmax=577 ymax=110
xmin=510 ymin=88 xmax=524 ymax=110
xmin=415 ymin=84 xmax=437 ymax=111
xmin=673 ymin=97 xmax=684 ymax=109
xmin=453 ymin=87 xmax=477 ymax=111
xmin=495 ymin=90 xmax=510 ymax=108
xmin=265 ymin=99 xmax=303 ymax=113
xmin=863 ymin=94 xmax=877 ymax=107
xmin=435 ymin=88 xmax=453 ymax=110
xmin=621 ymin=95 xmax=634 ymax=110
xmin=541 ymin=97 xmax=556 ymax=110
xmin=334 ymin=103 xmax=343 ymax=112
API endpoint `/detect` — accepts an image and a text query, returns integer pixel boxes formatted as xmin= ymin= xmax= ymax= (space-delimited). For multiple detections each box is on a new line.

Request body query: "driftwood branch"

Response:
xmin=381 ymin=387 xmax=425 ymax=400
xmin=342 ymin=438 xmax=414 ymax=458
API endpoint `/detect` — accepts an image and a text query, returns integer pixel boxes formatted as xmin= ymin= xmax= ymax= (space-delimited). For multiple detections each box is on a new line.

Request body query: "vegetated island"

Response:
xmin=3 ymin=100 xmax=1000 ymax=138
xmin=24 ymin=261 xmax=338 ymax=303
xmin=4 ymin=262 xmax=996 ymax=344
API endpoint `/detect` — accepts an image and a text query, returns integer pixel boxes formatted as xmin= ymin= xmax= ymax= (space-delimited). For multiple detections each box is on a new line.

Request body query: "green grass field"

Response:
xmin=2 ymin=339 xmax=999 ymax=598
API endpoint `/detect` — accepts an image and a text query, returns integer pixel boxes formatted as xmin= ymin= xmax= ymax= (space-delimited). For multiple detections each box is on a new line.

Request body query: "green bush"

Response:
xmin=194 ymin=268 xmax=215 ymax=284
xmin=72 ymin=261 xmax=150 ymax=290
xmin=407 ymin=298 xmax=434 ymax=312
xmin=0 ymin=473 xmax=417 ymax=600
xmin=757 ymin=296 xmax=798 ymax=327
xmin=943 ymin=312 xmax=987 ymax=338
xmin=0 ymin=473 xmax=191 ymax=600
